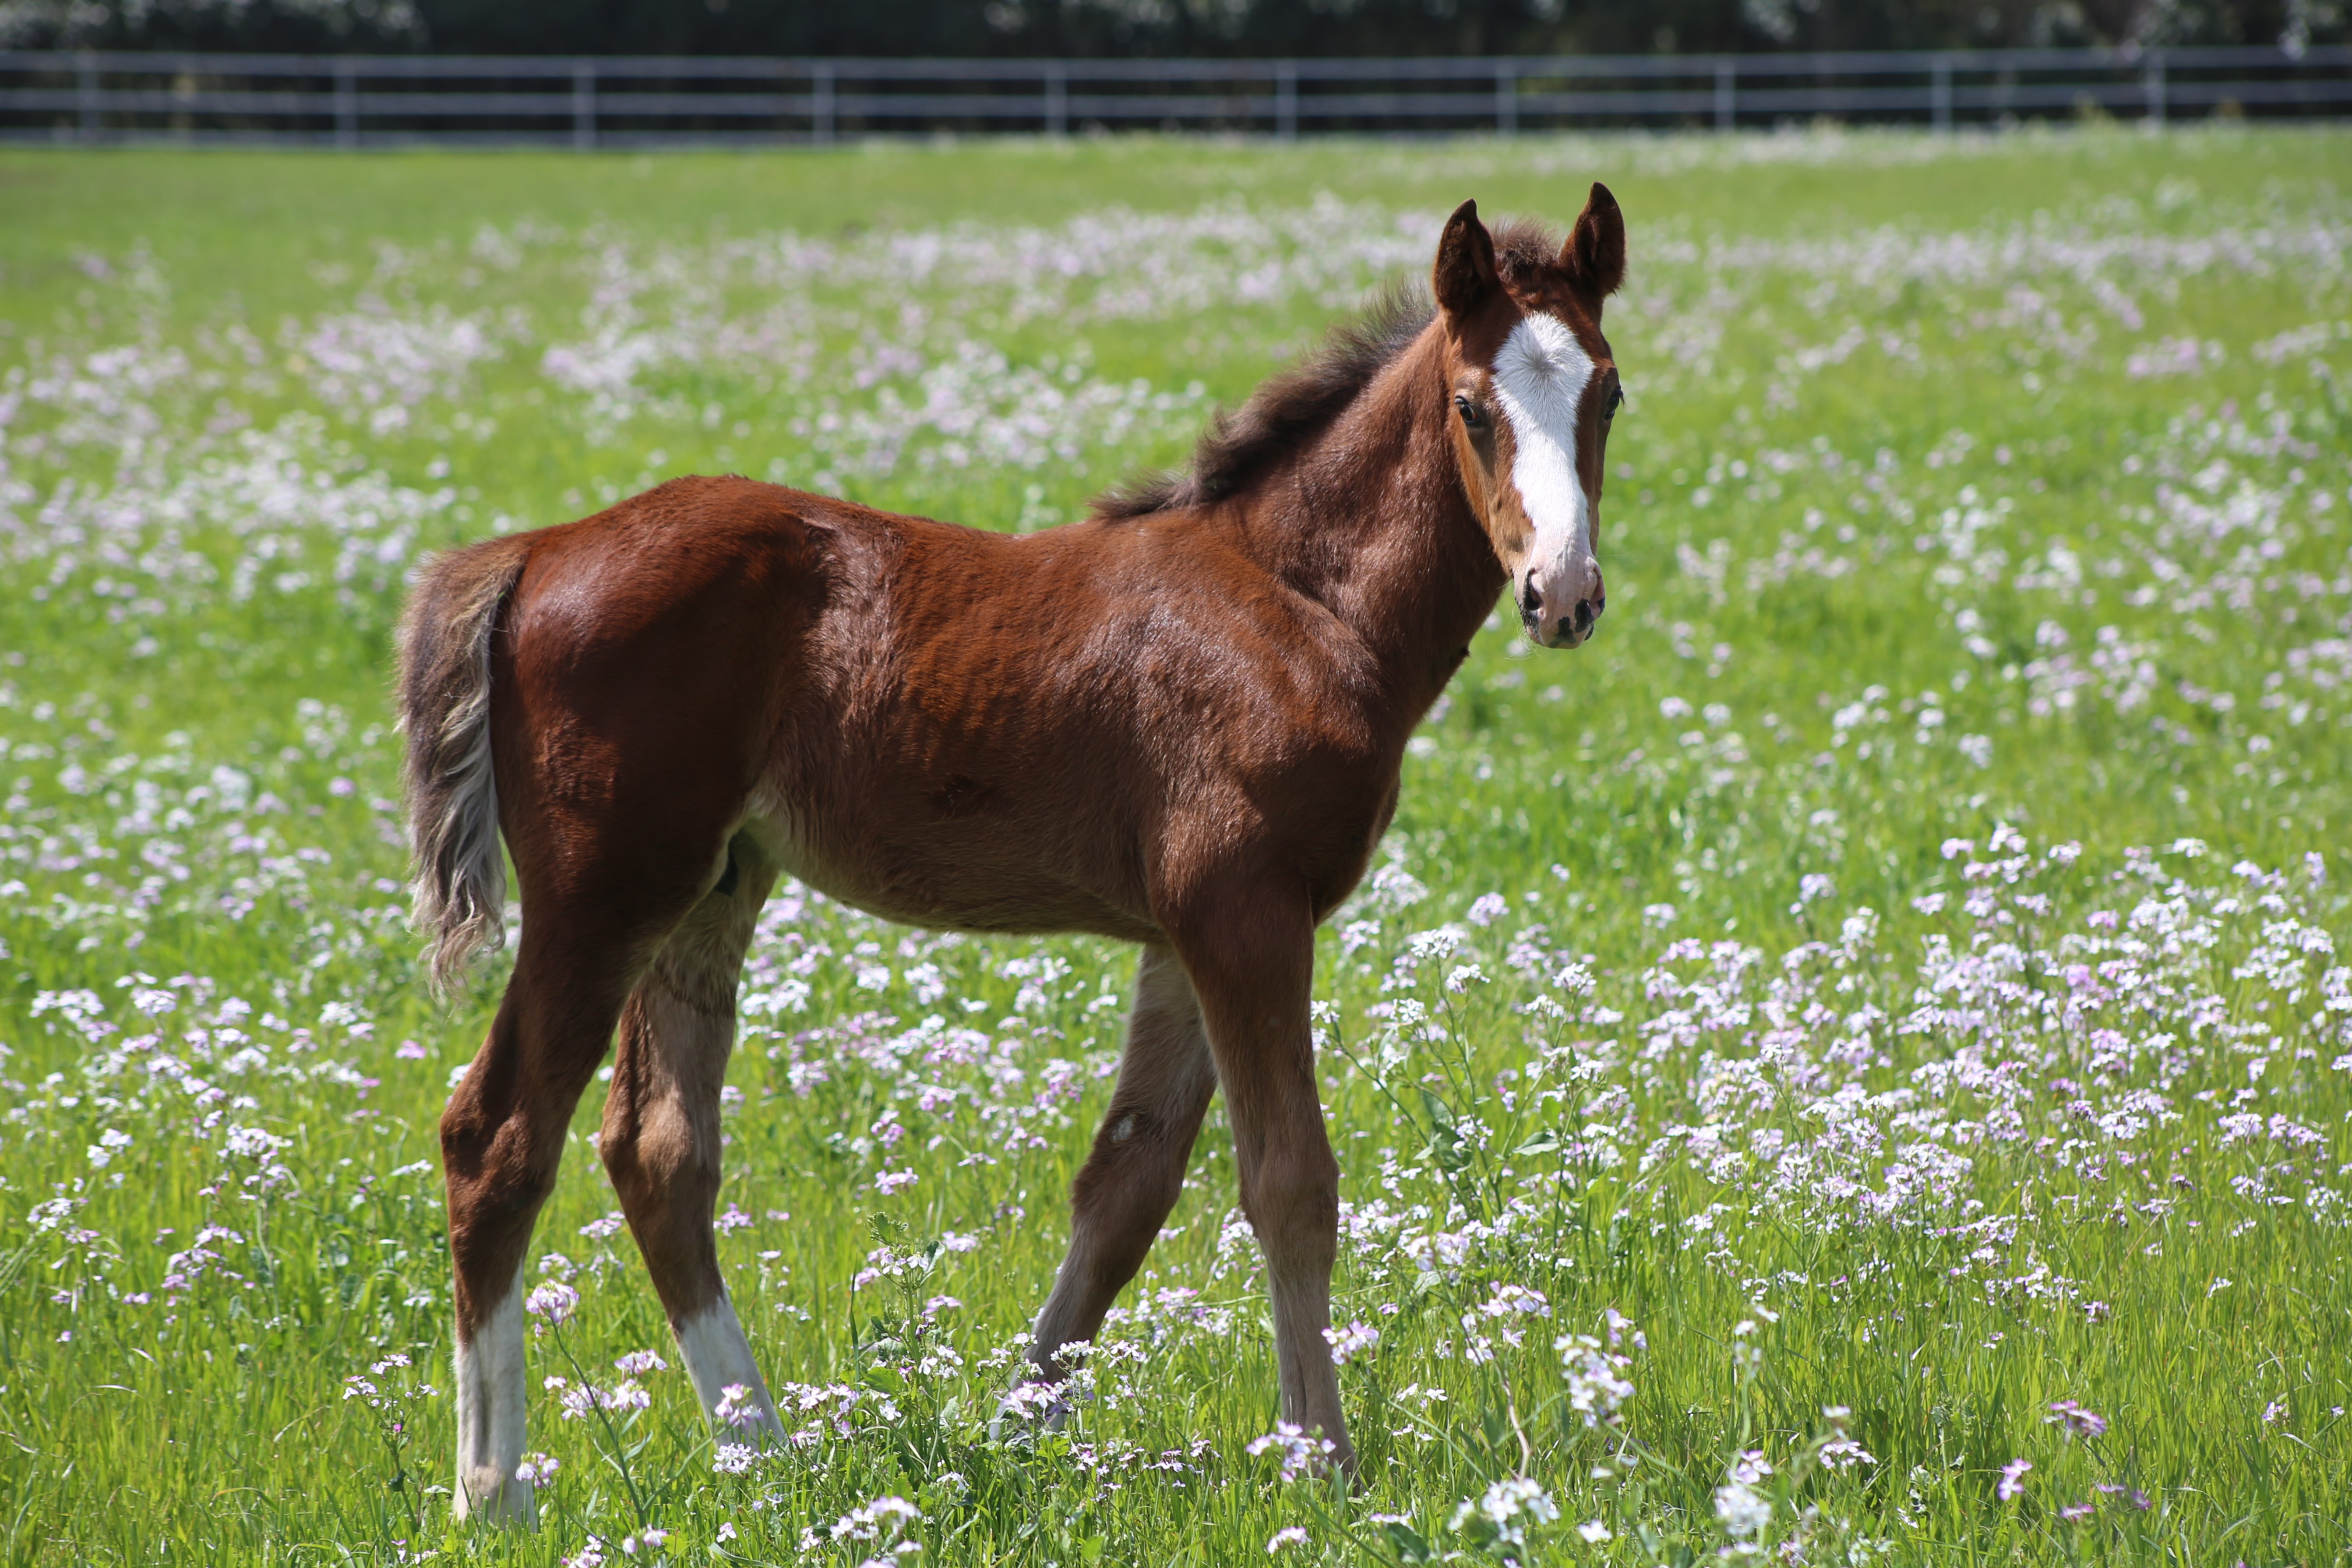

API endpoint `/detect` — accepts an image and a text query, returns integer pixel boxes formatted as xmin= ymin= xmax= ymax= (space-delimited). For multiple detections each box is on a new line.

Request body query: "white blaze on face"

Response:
xmin=1490 ymin=312 xmax=1597 ymax=574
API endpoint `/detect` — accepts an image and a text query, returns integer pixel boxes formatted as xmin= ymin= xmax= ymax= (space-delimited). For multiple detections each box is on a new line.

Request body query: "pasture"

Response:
xmin=1 ymin=127 xmax=2348 ymax=1564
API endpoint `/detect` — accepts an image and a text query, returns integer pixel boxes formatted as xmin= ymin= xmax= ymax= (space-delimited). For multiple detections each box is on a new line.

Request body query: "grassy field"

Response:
xmin=1 ymin=126 xmax=2348 ymax=1565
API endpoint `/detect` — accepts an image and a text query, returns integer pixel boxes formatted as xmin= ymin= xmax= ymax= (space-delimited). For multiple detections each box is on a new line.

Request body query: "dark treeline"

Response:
xmin=0 ymin=0 xmax=2338 ymax=56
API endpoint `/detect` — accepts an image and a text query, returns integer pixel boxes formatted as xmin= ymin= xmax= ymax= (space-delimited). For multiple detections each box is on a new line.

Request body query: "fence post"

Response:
xmin=334 ymin=57 xmax=358 ymax=148
xmin=813 ymin=62 xmax=835 ymax=144
xmin=1930 ymin=55 xmax=1952 ymax=131
xmin=1495 ymin=65 xmax=1516 ymax=135
xmin=1275 ymin=60 xmax=1297 ymax=140
xmin=1044 ymin=61 xmax=1067 ymax=135
xmin=2143 ymin=50 xmax=2166 ymax=127
xmin=571 ymin=60 xmax=595 ymax=149
xmin=1714 ymin=59 xmax=1735 ymax=130
xmin=77 ymin=49 xmax=98 ymax=142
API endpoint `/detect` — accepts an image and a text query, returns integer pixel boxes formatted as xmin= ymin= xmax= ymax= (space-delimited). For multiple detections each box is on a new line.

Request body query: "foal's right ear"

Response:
xmin=1433 ymin=199 xmax=1499 ymax=322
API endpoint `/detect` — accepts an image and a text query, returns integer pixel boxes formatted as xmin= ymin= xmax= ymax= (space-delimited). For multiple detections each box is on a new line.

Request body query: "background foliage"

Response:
xmin=0 ymin=0 xmax=2341 ymax=59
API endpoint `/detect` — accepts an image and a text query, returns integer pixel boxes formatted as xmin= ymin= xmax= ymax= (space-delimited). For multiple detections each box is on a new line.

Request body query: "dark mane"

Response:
xmin=1092 ymin=283 xmax=1432 ymax=521
xmin=1094 ymin=218 xmax=1564 ymax=521
xmin=1077 ymin=282 xmax=1421 ymax=521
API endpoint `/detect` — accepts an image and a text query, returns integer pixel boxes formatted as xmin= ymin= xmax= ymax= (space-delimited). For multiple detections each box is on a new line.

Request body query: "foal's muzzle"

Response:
xmin=1520 ymin=558 xmax=1606 ymax=650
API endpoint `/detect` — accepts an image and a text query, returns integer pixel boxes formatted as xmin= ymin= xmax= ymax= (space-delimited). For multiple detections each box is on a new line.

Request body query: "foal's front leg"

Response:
xmin=1032 ymin=944 xmax=1218 ymax=1380
xmin=1176 ymin=899 xmax=1354 ymax=1474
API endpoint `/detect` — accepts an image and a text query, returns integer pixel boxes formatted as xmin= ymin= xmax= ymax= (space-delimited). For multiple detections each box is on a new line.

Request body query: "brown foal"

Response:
xmin=401 ymin=187 xmax=1627 ymax=1522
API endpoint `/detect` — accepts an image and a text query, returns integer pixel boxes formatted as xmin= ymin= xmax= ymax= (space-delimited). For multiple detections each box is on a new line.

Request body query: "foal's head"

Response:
xmin=1433 ymin=187 xmax=1627 ymax=649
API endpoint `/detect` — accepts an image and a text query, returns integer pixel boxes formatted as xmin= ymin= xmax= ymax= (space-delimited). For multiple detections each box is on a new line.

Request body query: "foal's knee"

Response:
xmin=1244 ymin=1149 xmax=1340 ymax=1264
xmin=1073 ymin=1104 xmax=1179 ymax=1191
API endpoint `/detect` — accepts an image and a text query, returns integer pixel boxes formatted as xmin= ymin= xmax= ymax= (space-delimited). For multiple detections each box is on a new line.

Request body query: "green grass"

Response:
xmin=1 ymin=127 xmax=2349 ymax=1564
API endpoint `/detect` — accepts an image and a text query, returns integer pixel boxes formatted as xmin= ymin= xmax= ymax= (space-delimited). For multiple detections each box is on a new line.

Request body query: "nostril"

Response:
xmin=1520 ymin=578 xmax=1541 ymax=618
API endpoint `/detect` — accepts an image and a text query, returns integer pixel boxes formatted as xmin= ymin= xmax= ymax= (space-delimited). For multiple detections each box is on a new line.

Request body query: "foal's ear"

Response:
xmin=1561 ymin=182 xmax=1626 ymax=305
xmin=1433 ymin=199 xmax=1499 ymax=321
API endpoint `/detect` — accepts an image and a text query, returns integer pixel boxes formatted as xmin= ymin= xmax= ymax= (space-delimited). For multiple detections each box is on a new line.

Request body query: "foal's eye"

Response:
xmin=1603 ymin=385 xmax=1625 ymax=420
xmin=1455 ymin=395 xmax=1485 ymax=429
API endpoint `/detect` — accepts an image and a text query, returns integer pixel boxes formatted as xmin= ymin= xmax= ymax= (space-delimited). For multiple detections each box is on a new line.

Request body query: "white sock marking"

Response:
xmin=453 ymin=1283 xmax=532 ymax=1523
xmin=1492 ymin=313 xmax=1598 ymax=574
xmin=677 ymin=1294 xmax=786 ymax=1444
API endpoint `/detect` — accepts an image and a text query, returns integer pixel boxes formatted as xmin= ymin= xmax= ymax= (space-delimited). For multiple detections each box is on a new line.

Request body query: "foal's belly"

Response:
xmin=741 ymin=795 xmax=1162 ymax=946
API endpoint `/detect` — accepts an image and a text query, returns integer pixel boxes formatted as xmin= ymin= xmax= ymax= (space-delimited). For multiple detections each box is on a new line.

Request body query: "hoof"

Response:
xmin=988 ymin=1377 xmax=1079 ymax=1444
xmin=1329 ymin=1442 xmax=1361 ymax=1489
xmin=454 ymin=1468 xmax=537 ymax=1529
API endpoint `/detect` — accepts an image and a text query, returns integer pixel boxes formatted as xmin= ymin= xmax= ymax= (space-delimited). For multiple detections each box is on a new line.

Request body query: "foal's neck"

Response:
xmin=1239 ymin=324 xmax=1504 ymax=724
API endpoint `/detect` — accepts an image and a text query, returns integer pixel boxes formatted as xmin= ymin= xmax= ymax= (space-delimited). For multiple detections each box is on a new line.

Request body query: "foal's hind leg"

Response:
xmin=599 ymin=835 xmax=788 ymax=1445
xmin=1030 ymin=944 xmax=1218 ymax=1380
xmin=444 ymin=908 xmax=655 ymax=1524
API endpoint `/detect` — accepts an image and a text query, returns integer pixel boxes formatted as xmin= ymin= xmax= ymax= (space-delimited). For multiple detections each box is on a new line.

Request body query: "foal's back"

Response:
xmin=488 ymin=475 xmax=1396 ymax=943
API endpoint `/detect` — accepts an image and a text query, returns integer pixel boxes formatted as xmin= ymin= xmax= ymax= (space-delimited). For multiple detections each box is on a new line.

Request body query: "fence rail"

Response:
xmin=3 ymin=45 xmax=2346 ymax=145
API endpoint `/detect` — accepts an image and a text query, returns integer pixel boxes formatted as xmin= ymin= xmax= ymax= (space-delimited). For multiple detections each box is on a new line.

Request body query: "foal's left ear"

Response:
xmin=1561 ymin=182 xmax=1626 ymax=306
